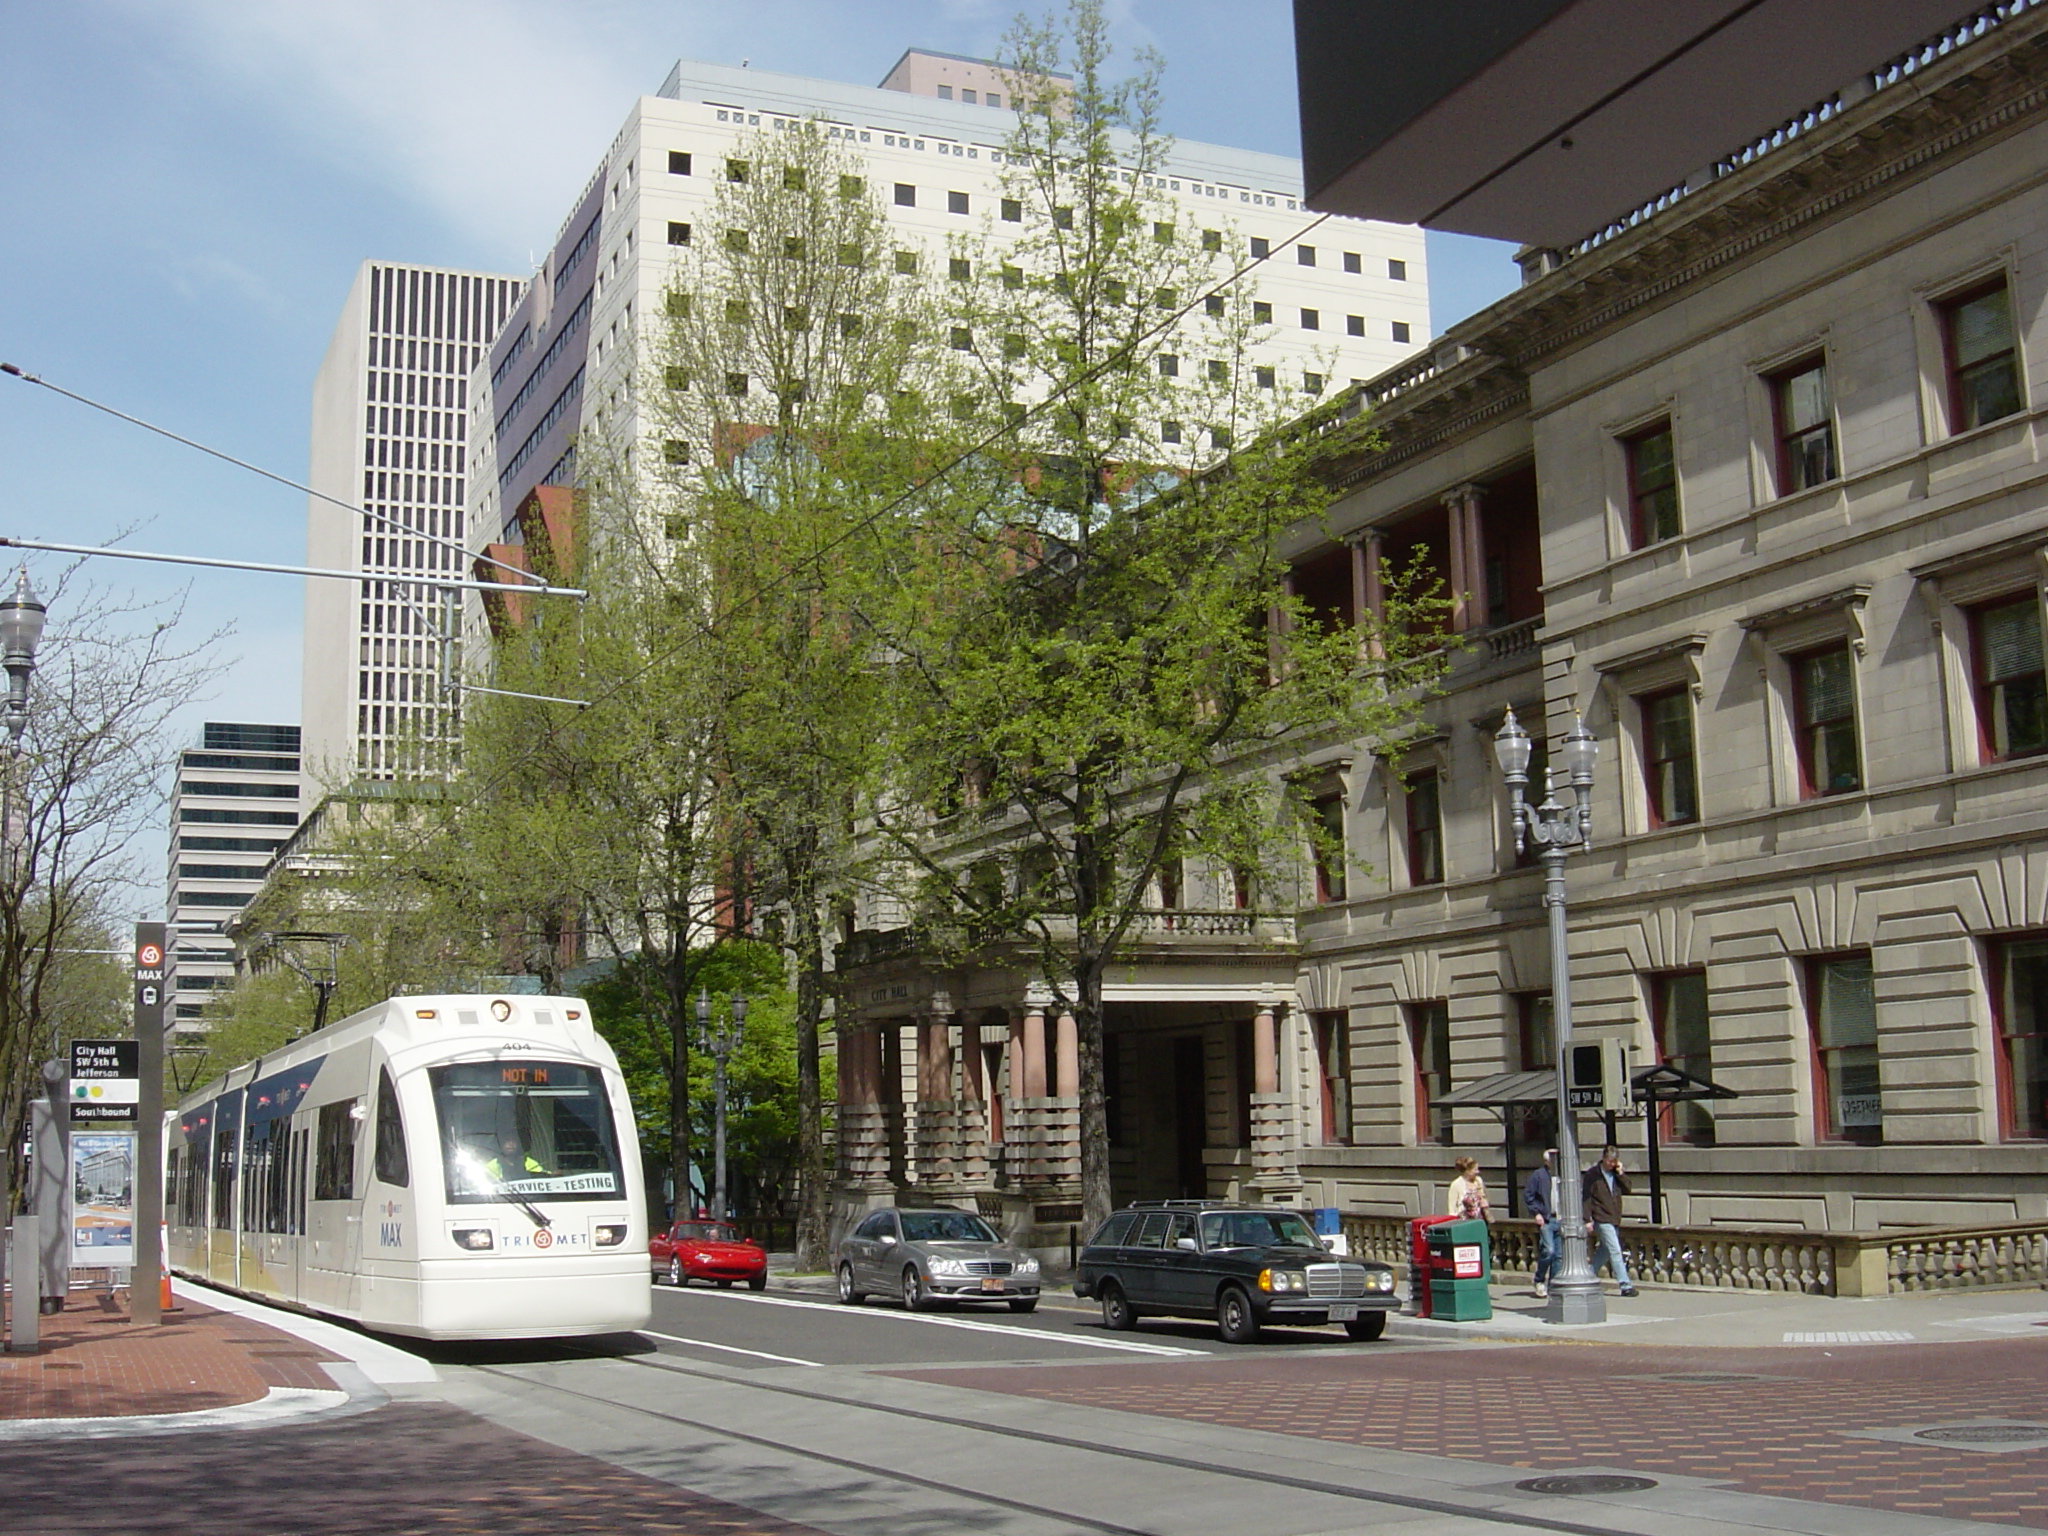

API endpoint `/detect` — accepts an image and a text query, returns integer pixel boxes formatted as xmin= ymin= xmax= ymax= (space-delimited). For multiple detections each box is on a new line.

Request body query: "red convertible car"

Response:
xmin=651 ymin=1219 xmax=768 ymax=1289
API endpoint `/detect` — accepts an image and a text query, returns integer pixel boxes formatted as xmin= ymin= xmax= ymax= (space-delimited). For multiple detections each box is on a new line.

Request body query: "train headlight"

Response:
xmin=593 ymin=1224 xmax=627 ymax=1247
xmin=452 ymin=1227 xmax=495 ymax=1251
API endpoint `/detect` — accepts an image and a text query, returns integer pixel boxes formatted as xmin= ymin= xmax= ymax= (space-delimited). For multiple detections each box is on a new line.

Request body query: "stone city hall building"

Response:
xmin=833 ymin=3 xmax=2048 ymax=1257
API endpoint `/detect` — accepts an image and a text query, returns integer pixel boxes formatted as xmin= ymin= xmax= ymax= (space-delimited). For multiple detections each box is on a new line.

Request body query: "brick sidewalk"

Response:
xmin=0 ymin=1289 xmax=340 ymax=1420
xmin=905 ymin=1334 xmax=2048 ymax=1529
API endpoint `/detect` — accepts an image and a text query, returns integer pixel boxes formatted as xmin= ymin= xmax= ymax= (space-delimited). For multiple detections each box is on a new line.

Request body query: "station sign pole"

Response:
xmin=131 ymin=922 xmax=166 ymax=1324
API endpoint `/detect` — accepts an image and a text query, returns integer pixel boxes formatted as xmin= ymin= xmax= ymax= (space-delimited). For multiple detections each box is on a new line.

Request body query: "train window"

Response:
xmin=291 ymin=1128 xmax=309 ymax=1233
xmin=375 ymin=1069 xmax=410 ymax=1187
xmin=314 ymin=1099 xmax=360 ymax=1201
xmin=212 ymin=1115 xmax=238 ymax=1228
xmin=428 ymin=1060 xmax=625 ymax=1205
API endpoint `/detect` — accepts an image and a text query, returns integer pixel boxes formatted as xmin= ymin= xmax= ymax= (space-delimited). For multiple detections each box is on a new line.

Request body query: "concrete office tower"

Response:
xmin=464 ymin=52 xmax=1429 ymax=590
xmin=305 ymin=262 xmax=522 ymax=787
xmin=166 ymin=722 xmax=302 ymax=1033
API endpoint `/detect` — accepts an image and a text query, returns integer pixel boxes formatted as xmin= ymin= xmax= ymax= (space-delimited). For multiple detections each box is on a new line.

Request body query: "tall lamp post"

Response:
xmin=0 ymin=568 xmax=48 ymax=869
xmin=696 ymin=988 xmax=746 ymax=1222
xmin=1494 ymin=707 xmax=1606 ymax=1326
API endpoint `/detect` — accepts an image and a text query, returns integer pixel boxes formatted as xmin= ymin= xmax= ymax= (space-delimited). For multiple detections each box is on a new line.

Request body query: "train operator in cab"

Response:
xmin=485 ymin=1134 xmax=550 ymax=1181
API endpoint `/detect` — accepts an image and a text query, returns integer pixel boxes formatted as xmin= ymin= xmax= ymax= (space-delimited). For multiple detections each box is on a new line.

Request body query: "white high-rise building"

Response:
xmin=304 ymin=262 xmax=522 ymax=787
xmin=166 ymin=722 xmax=302 ymax=1034
xmin=465 ymin=51 xmax=1431 ymax=586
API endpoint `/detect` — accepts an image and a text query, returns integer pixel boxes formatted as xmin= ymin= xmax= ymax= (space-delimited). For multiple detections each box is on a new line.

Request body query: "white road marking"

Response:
xmin=665 ymin=1286 xmax=1209 ymax=1356
xmin=644 ymin=1330 xmax=824 ymax=1368
xmin=1782 ymin=1330 xmax=1915 ymax=1344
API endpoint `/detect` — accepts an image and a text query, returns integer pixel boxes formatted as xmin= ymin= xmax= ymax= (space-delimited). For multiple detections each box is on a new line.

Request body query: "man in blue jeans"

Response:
xmin=1580 ymin=1145 xmax=1638 ymax=1297
xmin=1522 ymin=1149 xmax=1559 ymax=1299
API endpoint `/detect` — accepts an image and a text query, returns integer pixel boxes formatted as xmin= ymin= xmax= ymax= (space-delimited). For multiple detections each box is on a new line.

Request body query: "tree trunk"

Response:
xmin=1075 ymin=958 xmax=1111 ymax=1234
xmin=665 ymin=915 xmax=691 ymax=1221
xmin=789 ymin=854 xmax=832 ymax=1271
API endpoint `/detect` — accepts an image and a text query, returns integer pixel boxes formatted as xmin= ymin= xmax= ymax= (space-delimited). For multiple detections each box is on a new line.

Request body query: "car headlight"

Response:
xmin=1016 ymin=1257 xmax=1040 ymax=1275
xmin=1372 ymin=1270 xmax=1394 ymax=1291
xmin=928 ymin=1256 xmax=966 ymax=1276
xmin=1258 ymin=1268 xmax=1307 ymax=1293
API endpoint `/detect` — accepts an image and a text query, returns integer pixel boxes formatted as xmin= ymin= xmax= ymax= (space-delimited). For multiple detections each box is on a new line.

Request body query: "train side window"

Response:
xmin=315 ymin=1099 xmax=360 ymax=1201
xmin=212 ymin=1120 xmax=237 ymax=1227
xmin=374 ymin=1069 xmax=410 ymax=1187
xmin=292 ymin=1127 xmax=309 ymax=1233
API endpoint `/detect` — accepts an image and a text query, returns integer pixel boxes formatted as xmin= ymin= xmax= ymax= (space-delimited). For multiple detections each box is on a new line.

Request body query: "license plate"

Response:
xmin=981 ymin=1276 xmax=1003 ymax=1291
xmin=1329 ymin=1303 xmax=1359 ymax=1321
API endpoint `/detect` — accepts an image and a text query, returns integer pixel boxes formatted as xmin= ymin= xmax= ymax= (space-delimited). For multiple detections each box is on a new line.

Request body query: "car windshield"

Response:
xmin=430 ymin=1060 xmax=625 ymax=1205
xmin=899 ymin=1210 xmax=999 ymax=1243
xmin=674 ymin=1222 xmax=739 ymax=1242
xmin=1200 ymin=1210 xmax=1322 ymax=1250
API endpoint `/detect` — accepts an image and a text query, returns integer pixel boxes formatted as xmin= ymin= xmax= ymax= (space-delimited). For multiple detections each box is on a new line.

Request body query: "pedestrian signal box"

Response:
xmin=1567 ymin=1039 xmax=1630 ymax=1111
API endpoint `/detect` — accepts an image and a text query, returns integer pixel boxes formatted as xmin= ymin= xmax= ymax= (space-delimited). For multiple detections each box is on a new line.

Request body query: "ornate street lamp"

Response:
xmin=0 ymin=568 xmax=47 ymax=867
xmin=1495 ymin=706 xmax=1606 ymax=1326
xmin=697 ymin=987 xmax=747 ymax=1222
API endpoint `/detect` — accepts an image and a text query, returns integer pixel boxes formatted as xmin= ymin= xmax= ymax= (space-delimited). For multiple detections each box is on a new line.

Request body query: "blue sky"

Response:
xmin=0 ymin=0 xmax=1520 ymax=914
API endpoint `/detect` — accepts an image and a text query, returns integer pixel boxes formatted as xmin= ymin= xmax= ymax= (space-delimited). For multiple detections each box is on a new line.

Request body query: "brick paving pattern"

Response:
xmin=0 ymin=1291 xmax=338 ymax=1419
xmin=0 ymin=1400 xmax=838 ymax=1536
xmin=905 ymin=1335 xmax=2048 ymax=1529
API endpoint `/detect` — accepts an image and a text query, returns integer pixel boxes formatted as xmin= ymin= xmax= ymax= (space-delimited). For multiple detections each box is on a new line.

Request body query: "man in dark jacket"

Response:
xmin=1522 ymin=1149 xmax=1558 ymax=1299
xmin=1581 ymin=1145 xmax=1638 ymax=1297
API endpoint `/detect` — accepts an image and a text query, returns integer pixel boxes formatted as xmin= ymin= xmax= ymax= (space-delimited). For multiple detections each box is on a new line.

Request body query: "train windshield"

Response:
xmin=428 ymin=1060 xmax=626 ymax=1205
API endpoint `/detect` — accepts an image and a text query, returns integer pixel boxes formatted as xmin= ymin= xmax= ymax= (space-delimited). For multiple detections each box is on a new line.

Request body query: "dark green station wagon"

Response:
xmin=1073 ymin=1200 xmax=1399 ymax=1344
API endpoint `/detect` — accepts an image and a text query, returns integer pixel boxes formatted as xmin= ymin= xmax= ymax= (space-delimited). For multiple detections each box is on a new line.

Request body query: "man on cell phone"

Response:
xmin=1581 ymin=1145 xmax=1639 ymax=1297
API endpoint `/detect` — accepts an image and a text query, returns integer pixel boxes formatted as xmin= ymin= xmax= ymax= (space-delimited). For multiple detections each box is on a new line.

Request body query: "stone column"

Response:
xmin=1021 ymin=1001 xmax=1048 ymax=1098
xmin=1348 ymin=528 xmax=1385 ymax=660
xmin=1054 ymin=1011 xmax=1080 ymax=1098
xmin=1441 ymin=486 xmax=1470 ymax=633
xmin=958 ymin=1014 xmax=989 ymax=1187
xmin=1249 ymin=995 xmax=1302 ymax=1197
xmin=1442 ymin=483 xmax=1486 ymax=632
xmin=914 ymin=999 xmax=960 ymax=1193
xmin=837 ymin=1024 xmax=891 ymax=1190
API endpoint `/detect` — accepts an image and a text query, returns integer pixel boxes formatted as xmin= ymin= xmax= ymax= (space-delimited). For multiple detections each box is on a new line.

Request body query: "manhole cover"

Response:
xmin=1516 ymin=1475 xmax=1659 ymax=1496
xmin=1913 ymin=1425 xmax=2048 ymax=1446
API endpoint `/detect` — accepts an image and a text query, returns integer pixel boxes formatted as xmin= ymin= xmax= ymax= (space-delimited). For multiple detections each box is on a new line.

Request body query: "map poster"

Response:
xmin=70 ymin=1131 xmax=136 ymax=1267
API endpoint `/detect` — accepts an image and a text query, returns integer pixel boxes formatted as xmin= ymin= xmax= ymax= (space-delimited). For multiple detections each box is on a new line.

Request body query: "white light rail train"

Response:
xmin=168 ymin=993 xmax=651 ymax=1340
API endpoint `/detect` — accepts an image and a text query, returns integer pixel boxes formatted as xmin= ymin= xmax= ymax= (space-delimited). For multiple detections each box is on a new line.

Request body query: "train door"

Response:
xmin=208 ymin=1089 xmax=245 ymax=1288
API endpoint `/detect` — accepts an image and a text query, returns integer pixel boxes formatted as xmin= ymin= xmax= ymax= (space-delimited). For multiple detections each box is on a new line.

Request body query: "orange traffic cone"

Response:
xmin=160 ymin=1272 xmax=175 ymax=1313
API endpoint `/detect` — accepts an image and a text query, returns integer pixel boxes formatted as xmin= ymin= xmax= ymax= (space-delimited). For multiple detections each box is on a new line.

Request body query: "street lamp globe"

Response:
xmin=1560 ymin=712 xmax=1598 ymax=785
xmin=1493 ymin=706 xmax=1533 ymax=780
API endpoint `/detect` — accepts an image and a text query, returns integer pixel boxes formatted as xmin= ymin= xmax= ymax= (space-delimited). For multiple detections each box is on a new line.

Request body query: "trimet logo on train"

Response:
xmin=502 ymin=1229 xmax=587 ymax=1251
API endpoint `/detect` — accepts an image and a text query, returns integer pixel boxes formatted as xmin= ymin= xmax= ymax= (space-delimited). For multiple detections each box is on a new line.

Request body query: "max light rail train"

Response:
xmin=168 ymin=993 xmax=651 ymax=1339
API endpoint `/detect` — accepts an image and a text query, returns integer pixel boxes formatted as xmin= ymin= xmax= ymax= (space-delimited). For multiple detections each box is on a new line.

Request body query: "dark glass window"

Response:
xmin=1973 ymin=594 xmax=2048 ymax=761
xmin=948 ymin=190 xmax=969 ymax=214
xmin=1404 ymin=770 xmax=1443 ymax=886
xmin=1313 ymin=1012 xmax=1351 ymax=1144
xmin=1771 ymin=357 xmax=1837 ymax=493
xmin=668 ymin=151 xmax=692 ymax=175
xmin=1001 ymin=197 xmax=1023 ymax=221
xmin=666 ymin=221 xmax=691 ymax=246
xmin=1391 ymin=320 xmax=1412 ymax=344
xmin=1408 ymin=1001 xmax=1452 ymax=1143
xmin=1343 ymin=251 xmax=1361 ymax=274
xmin=1625 ymin=423 xmax=1679 ymax=547
xmin=1310 ymin=791 xmax=1347 ymax=902
xmin=374 ymin=1068 xmax=410 ymax=1187
xmin=1300 ymin=308 xmax=1320 ymax=331
xmin=314 ymin=1098 xmax=359 ymax=1201
xmin=1249 ymin=236 xmax=1270 ymax=258
xmin=1389 ymin=258 xmax=1407 ymax=280
xmin=893 ymin=182 xmax=915 ymax=206
xmin=1794 ymin=645 xmax=1861 ymax=795
xmin=1252 ymin=301 xmax=1272 ymax=324
xmin=1942 ymin=280 xmax=2023 ymax=432
xmin=1996 ymin=938 xmax=2048 ymax=1139
xmin=1809 ymin=955 xmax=1880 ymax=1144
xmin=1640 ymin=688 xmax=1698 ymax=826
xmin=1653 ymin=971 xmax=1715 ymax=1144
xmin=1298 ymin=245 xmax=1316 ymax=266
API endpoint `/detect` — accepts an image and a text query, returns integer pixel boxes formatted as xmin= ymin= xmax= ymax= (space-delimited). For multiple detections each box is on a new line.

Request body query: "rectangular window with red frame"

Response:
xmin=1639 ymin=687 xmax=1698 ymax=826
xmin=1995 ymin=938 xmax=2048 ymax=1139
xmin=1940 ymin=278 xmax=2023 ymax=433
xmin=1769 ymin=356 xmax=1837 ymax=494
xmin=1971 ymin=593 xmax=2048 ymax=761
xmin=1792 ymin=645 xmax=1861 ymax=796
xmin=1408 ymin=1000 xmax=1451 ymax=1144
xmin=1652 ymin=970 xmax=1715 ymax=1144
xmin=1404 ymin=769 xmax=1443 ymax=886
xmin=1809 ymin=953 xmax=1880 ymax=1144
xmin=1624 ymin=421 xmax=1680 ymax=548
xmin=1312 ymin=1011 xmax=1352 ymax=1144
xmin=1310 ymin=791 xmax=1348 ymax=902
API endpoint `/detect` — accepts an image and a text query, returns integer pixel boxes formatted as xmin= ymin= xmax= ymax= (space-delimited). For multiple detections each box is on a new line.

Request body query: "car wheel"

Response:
xmin=668 ymin=1257 xmax=683 ymax=1288
xmin=1099 ymin=1282 xmax=1138 ymax=1331
xmin=1007 ymin=1297 xmax=1038 ymax=1314
xmin=1216 ymin=1285 xmax=1260 ymax=1345
xmin=747 ymin=1273 xmax=767 ymax=1292
xmin=836 ymin=1263 xmax=863 ymax=1305
xmin=1344 ymin=1311 xmax=1388 ymax=1342
xmin=902 ymin=1267 xmax=931 ymax=1311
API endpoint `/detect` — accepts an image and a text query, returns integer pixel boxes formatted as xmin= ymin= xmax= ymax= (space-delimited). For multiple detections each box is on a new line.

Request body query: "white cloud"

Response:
xmin=109 ymin=0 xmax=712 ymax=263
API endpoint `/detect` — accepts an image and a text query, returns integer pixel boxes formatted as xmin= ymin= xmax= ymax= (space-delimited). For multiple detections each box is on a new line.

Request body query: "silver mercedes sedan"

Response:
xmin=835 ymin=1205 xmax=1043 ymax=1312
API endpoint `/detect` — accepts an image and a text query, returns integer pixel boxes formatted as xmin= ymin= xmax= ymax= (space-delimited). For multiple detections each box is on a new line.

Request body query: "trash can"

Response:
xmin=1425 ymin=1218 xmax=1493 ymax=1322
xmin=1406 ymin=1214 xmax=1459 ymax=1317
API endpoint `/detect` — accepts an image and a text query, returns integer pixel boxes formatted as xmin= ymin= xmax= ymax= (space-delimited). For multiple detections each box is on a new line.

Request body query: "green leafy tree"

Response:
xmin=864 ymin=0 xmax=1451 ymax=1232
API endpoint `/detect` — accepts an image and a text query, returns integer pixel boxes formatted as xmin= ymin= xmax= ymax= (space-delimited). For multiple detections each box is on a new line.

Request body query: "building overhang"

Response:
xmin=1295 ymin=0 xmax=1986 ymax=245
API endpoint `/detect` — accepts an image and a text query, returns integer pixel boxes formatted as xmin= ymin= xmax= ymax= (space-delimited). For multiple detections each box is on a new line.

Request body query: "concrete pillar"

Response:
xmin=962 ymin=1015 xmax=984 ymax=1104
xmin=1054 ymin=1011 xmax=1080 ymax=1098
xmin=1349 ymin=528 xmax=1385 ymax=660
xmin=1021 ymin=1003 xmax=1048 ymax=1098
xmin=1253 ymin=1003 xmax=1279 ymax=1095
xmin=1441 ymin=487 xmax=1470 ymax=633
